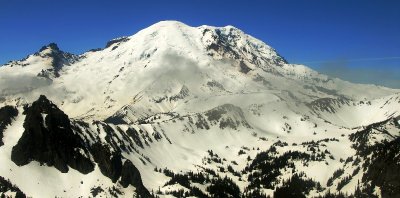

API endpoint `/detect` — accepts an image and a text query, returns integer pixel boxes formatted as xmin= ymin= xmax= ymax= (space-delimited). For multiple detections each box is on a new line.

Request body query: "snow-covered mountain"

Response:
xmin=0 ymin=21 xmax=399 ymax=198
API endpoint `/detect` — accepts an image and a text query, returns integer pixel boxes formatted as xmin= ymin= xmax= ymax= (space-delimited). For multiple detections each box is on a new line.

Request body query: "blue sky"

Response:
xmin=1 ymin=0 xmax=399 ymax=88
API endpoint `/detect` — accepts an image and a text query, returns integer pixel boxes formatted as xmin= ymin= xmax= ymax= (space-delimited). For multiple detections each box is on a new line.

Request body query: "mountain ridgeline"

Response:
xmin=0 ymin=21 xmax=399 ymax=197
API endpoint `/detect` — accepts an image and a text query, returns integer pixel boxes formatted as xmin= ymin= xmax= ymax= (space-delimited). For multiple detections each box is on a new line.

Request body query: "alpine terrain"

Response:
xmin=0 ymin=21 xmax=399 ymax=198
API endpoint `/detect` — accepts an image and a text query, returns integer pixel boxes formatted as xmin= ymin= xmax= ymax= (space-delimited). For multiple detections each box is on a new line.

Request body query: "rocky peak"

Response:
xmin=199 ymin=24 xmax=287 ymax=67
xmin=105 ymin=36 xmax=129 ymax=49
xmin=0 ymin=105 xmax=19 ymax=146
xmin=35 ymin=43 xmax=79 ymax=78
xmin=30 ymin=95 xmax=56 ymax=113
xmin=11 ymin=95 xmax=95 ymax=174
xmin=39 ymin=42 xmax=60 ymax=53
xmin=10 ymin=95 xmax=151 ymax=196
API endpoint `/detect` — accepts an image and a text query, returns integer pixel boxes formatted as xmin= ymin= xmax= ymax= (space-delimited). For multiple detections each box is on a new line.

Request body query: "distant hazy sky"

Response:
xmin=1 ymin=0 xmax=399 ymax=88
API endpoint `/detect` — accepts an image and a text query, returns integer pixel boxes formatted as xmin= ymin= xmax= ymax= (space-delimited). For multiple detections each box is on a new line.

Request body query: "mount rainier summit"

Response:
xmin=0 ymin=21 xmax=399 ymax=198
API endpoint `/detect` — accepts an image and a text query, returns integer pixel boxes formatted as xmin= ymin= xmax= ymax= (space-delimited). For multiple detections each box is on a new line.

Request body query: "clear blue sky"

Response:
xmin=1 ymin=0 xmax=399 ymax=88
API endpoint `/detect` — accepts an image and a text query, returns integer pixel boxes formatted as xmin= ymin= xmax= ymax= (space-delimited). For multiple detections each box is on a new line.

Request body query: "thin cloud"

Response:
xmin=300 ymin=56 xmax=400 ymax=64
xmin=0 ymin=74 xmax=52 ymax=96
xmin=314 ymin=60 xmax=400 ymax=89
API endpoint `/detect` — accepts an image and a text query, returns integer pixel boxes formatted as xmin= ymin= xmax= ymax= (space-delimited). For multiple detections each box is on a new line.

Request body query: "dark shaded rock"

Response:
xmin=11 ymin=95 xmax=94 ymax=174
xmin=88 ymin=48 xmax=102 ymax=52
xmin=0 ymin=176 xmax=27 ymax=198
xmin=90 ymin=186 xmax=104 ymax=197
xmin=349 ymin=118 xmax=397 ymax=153
xmin=105 ymin=37 xmax=129 ymax=48
xmin=170 ymin=85 xmax=190 ymax=101
xmin=308 ymin=97 xmax=350 ymax=113
xmin=206 ymin=80 xmax=225 ymax=90
xmin=239 ymin=61 xmax=252 ymax=74
xmin=253 ymin=74 xmax=272 ymax=87
xmin=39 ymin=43 xmax=59 ymax=52
xmin=395 ymin=116 xmax=400 ymax=128
xmin=91 ymin=143 xmax=122 ymax=183
xmin=95 ymin=122 xmax=123 ymax=153
xmin=203 ymin=27 xmax=287 ymax=67
xmin=120 ymin=160 xmax=151 ymax=197
xmin=126 ymin=127 xmax=144 ymax=148
xmin=195 ymin=114 xmax=210 ymax=130
xmin=4 ymin=95 xmax=151 ymax=197
xmin=0 ymin=105 xmax=18 ymax=146
xmin=89 ymin=143 xmax=151 ymax=197
xmin=108 ymin=186 xmax=123 ymax=197
xmin=204 ymin=104 xmax=251 ymax=129
xmin=104 ymin=113 xmax=128 ymax=125
xmin=36 ymin=43 xmax=79 ymax=78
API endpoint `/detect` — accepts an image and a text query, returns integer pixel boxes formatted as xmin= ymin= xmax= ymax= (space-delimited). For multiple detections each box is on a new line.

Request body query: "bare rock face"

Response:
xmin=120 ymin=160 xmax=151 ymax=197
xmin=0 ymin=176 xmax=26 ymax=198
xmin=9 ymin=95 xmax=151 ymax=197
xmin=91 ymin=143 xmax=122 ymax=183
xmin=90 ymin=143 xmax=150 ymax=197
xmin=11 ymin=95 xmax=94 ymax=174
xmin=204 ymin=104 xmax=251 ymax=130
xmin=0 ymin=105 xmax=18 ymax=146
xmin=36 ymin=43 xmax=80 ymax=78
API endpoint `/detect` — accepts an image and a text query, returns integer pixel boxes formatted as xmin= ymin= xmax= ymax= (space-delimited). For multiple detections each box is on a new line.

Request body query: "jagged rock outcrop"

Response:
xmin=105 ymin=36 xmax=130 ymax=49
xmin=0 ymin=176 xmax=26 ymax=198
xmin=91 ymin=143 xmax=122 ymax=183
xmin=11 ymin=95 xmax=94 ymax=174
xmin=91 ymin=143 xmax=151 ymax=197
xmin=120 ymin=160 xmax=151 ymax=197
xmin=36 ymin=43 xmax=79 ymax=78
xmin=204 ymin=104 xmax=251 ymax=130
xmin=0 ymin=105 xmax=18 ymax=146
xmin=9 ymin=95 xmax=151 ymax=197
xmin=201 ymin=26 xmax=287 ymax=67
xmin=308 ymin=97 xmax=350 ymax=113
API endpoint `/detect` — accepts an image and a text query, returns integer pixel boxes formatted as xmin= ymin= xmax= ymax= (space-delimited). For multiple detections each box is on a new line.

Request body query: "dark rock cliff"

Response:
xmin=8 ymin=95 xmax=151 ymax=197
xmin=11 ymin=95 xmax=94 ymax=174
xmin=0 ymin=105 xmax=18 ymax=146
